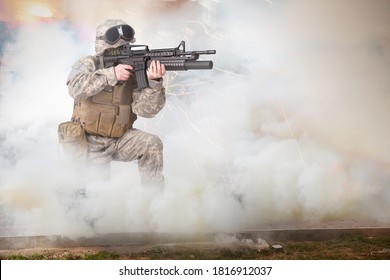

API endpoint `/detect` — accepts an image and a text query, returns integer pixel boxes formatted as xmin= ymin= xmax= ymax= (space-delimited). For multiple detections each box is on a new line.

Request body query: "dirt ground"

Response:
xmin=1 ymin=234 xmax=390 ymax=260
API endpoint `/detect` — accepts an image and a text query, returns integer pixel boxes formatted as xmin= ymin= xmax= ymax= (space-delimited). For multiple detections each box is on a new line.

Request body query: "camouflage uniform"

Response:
xmin=66 ymin=19 xmax=165 ymax=186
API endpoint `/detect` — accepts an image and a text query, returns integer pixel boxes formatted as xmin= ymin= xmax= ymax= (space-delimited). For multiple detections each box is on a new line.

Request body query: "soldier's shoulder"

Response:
xmin=71 ymin=55 xmax=97 ymax=71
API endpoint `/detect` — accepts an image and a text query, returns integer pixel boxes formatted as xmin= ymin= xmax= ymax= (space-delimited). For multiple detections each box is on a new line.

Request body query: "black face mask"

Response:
xmin=98 ymin=24 xmax=135 ymax=44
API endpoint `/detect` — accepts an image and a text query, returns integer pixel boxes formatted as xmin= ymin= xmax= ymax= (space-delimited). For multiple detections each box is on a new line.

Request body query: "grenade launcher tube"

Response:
xmin=146 ymin=60 xmax=213 ymax=71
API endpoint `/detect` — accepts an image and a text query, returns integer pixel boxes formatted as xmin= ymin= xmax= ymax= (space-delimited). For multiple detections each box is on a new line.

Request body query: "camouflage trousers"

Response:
xmin=86 ymin=128 xmax=164 ymax=186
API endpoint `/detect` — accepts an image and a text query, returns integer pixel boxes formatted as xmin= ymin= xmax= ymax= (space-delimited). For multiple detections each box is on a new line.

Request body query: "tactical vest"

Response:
xmin=72 ymin=78 xmax=137 ymax=138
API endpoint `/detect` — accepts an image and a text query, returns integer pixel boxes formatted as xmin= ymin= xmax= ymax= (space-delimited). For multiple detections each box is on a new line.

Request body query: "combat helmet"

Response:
xmin=95 ymin=19 xmax=135 ymax=54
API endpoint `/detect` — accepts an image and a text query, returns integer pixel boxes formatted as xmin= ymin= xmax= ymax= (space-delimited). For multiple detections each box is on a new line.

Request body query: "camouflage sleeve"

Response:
xmin=66 ymin=56 xmax=118 ymax=101
xmin=132 ymin=79 xmax=166 ymax=118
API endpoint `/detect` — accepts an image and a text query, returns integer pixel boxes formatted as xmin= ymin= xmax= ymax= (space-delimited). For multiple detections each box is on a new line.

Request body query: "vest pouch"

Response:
xmin=85 ymin=110 xmax=100 ymax=134
xmin=58 ymin=121 xmax=88 ymax=159
xmin=110 ymin=105 xmax=132 ymax=138
xmin=98 ymin=112 xmax=115 ymax=137
xmin=118 ymin=105 xmax=131 ymax=125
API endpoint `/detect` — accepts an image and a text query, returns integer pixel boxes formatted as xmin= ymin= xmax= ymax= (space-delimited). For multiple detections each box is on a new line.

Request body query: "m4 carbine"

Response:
xmin=98 ymin=41 xmax=216 ymax=89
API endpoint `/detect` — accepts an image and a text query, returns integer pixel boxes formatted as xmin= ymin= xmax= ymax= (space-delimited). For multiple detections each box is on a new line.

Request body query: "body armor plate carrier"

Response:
xmin=72 ymin=78 xmax=137 ymax=138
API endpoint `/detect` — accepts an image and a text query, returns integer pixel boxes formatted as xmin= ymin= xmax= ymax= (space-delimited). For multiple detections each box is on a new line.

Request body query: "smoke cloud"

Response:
xmin=0 ymin=0 xmax=390 ymax=237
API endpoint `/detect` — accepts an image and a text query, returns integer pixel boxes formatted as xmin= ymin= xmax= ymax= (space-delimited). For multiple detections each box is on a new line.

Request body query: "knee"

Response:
xmin=146 ymin=134 xmax=163 ymax=151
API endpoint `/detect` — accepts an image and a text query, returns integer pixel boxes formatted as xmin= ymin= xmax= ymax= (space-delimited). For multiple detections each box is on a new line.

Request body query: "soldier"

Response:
xmin=62 ymin=19 xmax=166 ymax=187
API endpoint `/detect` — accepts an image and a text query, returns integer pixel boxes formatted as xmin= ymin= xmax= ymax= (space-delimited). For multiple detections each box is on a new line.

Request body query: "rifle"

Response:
xmin=97 ymin=41 xmax=216 ymax=89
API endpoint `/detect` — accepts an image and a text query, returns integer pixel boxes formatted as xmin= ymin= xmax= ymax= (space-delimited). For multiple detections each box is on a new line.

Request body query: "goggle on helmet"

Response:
xmin=97 ymin=24 xmax=135 ymax=44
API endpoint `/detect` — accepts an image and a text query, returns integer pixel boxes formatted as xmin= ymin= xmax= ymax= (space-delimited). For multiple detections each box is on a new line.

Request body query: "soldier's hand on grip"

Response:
xmin=114 ymin=64 xmax=133 ymax=81
xmin=147 ymin=60 xmax=166 ymax=80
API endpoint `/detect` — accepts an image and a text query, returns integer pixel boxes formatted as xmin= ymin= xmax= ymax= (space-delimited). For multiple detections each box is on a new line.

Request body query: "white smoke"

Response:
xmin=0 ymin=0 xmax=390 ymax=237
